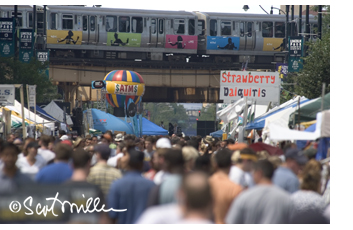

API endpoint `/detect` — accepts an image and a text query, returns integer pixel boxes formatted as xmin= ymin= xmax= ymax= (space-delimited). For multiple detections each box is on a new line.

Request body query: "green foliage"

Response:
xmin=282 ymin=5 xmax=330 ymax=101
xmin=294 ymin=6 xmax=330 ymax=99
xmin=199 ymin=104 xmax=216 ymax=121
xmin=143 ymin=103 xmax=188 ymax=129
xmin=0 ymin=57 xmax=61 ymax=103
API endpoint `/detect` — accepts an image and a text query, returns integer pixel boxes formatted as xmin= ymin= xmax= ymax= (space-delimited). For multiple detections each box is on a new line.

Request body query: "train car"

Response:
xmin=0 ymin=5 xmax=318 ymax=64
xmin=195 ymin=11 xmax=318 ymax=64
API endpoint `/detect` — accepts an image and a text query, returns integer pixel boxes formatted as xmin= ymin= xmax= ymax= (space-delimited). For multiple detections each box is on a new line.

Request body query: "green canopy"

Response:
xmin=289 ymin=93 xmax=330 ymax=125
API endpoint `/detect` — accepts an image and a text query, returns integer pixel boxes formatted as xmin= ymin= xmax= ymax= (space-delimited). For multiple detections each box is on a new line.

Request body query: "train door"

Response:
xmin=239 ymin=21 xmax=255 ymax=50
xmin=149 ymin=18 xmax=164 ymax=48
xmin=82 ymin=15 xmax=97 ymax=44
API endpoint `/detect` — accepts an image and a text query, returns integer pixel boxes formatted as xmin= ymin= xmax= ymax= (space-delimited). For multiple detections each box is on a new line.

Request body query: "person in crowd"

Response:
xmin=67 ymin=148 xmax=108 ymax=224
xmin=107 ymin=141 xmax=125 ymax=169
xmin=182 ymin=146 xmax=199 ymax=173
xmin=194 ymin=153 xmax=212 ymax=175
xmin=104 ymin=131 xmax=117 ymax=150
xmin=87 ymin=144 xmax=122 ymax=198
xmin=13 ymin=138 xmax=23 ymax=151
xmin=175 ymin=171 xmax=213 ymax=224
xmin=73 ymin=137 xmax=85 ymax=151
xmin=48 ymin=136 xmax=56 ymax=152
xmin=0 ymin=143 xmax=34 ymax=194
xmin=59 ymin=130 xmax=69 ymax=141
xmin=107 ymin=146 xmax=156 ymax=224
xmin=209 ymin=148 xmax=243 ymax=224
xmin=153 ymin=138 xmax=172 ymax=185
xmin=18 ymin=137 xmax=35 ymax=158
xmin=226 ymin=160 xmax=293 ymax=224
xmin=85 ymin=136 xmax=92 ymax=147
xmin=154 ymin=149 xmax=185 ymax=205
xmin=186 ymin=139 xmax=199 ymax=152
xmin=35 ymin=143 xmax=73 ymax=184
xmin=144 ymin=136 xmax=155 ymax=158
xmin=272 ymin=148 xmax=308 ymax=194
xmin=114 ymin=133 xmax=124 ymax=144
xmin=220 ymin=139 xmax=229 ymax=149
xmin=6 ymin=134 xmax=16 ymax=144
xmin=229 ymin=147 xmax=257 ymax=189
xmin=38 ymin=135 xmax=56 ymax=164
xmin=268 ymin=156 xmax=283 ymax=170
xmin=16 ymin=141 xmax=46 ymax=181
xmin=290 ymin=159 xmax=327 ymax=216
xmin=91 ymin=136 xmax=98 ymax=145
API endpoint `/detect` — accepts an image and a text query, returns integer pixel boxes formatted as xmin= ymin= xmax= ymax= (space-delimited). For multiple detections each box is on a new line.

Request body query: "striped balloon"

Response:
xmin=104 ymin=70 xmax=145 ymax=108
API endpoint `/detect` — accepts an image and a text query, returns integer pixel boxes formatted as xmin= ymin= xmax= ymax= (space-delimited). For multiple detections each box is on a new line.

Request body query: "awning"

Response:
xmin=245 ymin=96 xmax=310 ymax=130
xmin=289 ymin=93 xmax=330 ymax=125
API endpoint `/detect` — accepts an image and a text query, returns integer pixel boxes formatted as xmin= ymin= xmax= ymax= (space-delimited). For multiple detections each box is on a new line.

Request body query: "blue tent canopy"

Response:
xmin=210 ymin=130 xmax=224 ymax=138
xmin=245 ymin=98 xmax=310 ymax=130
xmin=84 ymin=109 xmax=134 ymax=134
xmin=130 ymin=117 xmax=168 ymax=136
xmin=35 ymin=105 xmax=58 ymax=121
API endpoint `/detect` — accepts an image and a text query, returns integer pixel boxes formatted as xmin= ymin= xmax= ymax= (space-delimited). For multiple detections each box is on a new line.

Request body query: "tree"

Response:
xmin=0 ymin=57 xmax=61 ymax=104
xmin=199 ymin=104 xmax=216 ymax=121
xmin=287 ymin=5 xmax=330 ymax=100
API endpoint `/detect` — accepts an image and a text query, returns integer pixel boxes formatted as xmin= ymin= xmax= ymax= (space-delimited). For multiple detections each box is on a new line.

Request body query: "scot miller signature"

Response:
xmin=9 ymin=192 xmax=127 ymax=217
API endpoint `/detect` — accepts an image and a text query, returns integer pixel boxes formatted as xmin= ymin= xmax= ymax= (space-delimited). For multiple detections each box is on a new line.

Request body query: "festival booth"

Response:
xmin=130 ymin=117 xmax=168 ymax=136
xmin=42 ymin=101 xmax=73 ymax=126
xmin=83 ymin=108 xmax=134 ymax=134
xmin=5 ymin=100 xmax=54 ymax=135
xmin=210 ymin=129 xmax=224 ymax=138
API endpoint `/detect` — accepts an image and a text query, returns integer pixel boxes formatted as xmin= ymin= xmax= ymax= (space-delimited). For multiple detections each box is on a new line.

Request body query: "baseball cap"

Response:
xmin=94 ymin=144 xmax=111 ymax=159
xmin=285 ymin=148 xmax=308 ymax=165
xmin=60 ymin=135 xmax=69 ymax=141
xmin=115 ymin=133 xmax=124 ymax=142
xmin=156 ymin=138 xmax=172 ymax=149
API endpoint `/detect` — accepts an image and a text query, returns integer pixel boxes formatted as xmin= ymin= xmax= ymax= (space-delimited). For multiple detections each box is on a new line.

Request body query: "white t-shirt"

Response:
xmin=229 ymin=165 xmax=254 ymax=189
xmin=154 ymin=170 xmax=169 ymax=185
xmin=38 ymin=148 xmax=55 ymax=163
xmin=16 ymin=155 xmax=47 ymax=181
xmin=107 ymin=153 xmax=124 ymax=168
xmin=136 ymin=203 xmax=181 ymax=224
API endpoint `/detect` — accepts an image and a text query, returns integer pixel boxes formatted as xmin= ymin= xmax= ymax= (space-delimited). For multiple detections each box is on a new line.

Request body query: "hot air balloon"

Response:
xmin=103 ymin=70 xmax=145 ymax=108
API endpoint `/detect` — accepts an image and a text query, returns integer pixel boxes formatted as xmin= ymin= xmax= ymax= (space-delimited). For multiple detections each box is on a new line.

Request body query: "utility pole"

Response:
xmin=291 ymin=5 xmax=294 ymax=36
xmin=305 ymin=5 xmax=310 ymax=56
xmin=318 ymin=5 xmax=322 ymax=39
xmin=299 ymin=5 xmax=302 ymax=35
xmin=14 ymin=5 xmax=18 ymax=59
xmin=286 ymin=6 xmax=289 ymax=50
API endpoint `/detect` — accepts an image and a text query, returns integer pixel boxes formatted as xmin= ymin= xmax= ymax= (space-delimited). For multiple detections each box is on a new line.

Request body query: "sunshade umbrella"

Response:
xmin=249 ymin=142 xmax=283 ymax=156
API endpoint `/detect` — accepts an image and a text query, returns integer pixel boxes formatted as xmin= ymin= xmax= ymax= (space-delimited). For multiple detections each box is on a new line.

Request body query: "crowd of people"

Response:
xmin=0 ymin=130 xmax=330 ymax=224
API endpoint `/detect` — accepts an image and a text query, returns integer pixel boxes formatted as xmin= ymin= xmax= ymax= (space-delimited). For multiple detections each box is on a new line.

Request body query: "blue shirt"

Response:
xmin=272 ymin=166 xmax=299 ymax=194
xmin=0 ymin=170 xmax=34 ymax=194
xmin=35 ymin=162 xmax=73 ymax=184
xmin=107 ymin=170 xmax=156 ymax=224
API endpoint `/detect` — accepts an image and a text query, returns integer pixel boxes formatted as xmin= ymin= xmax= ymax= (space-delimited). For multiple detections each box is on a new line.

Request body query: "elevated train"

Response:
xmin=0 ymin=5 xmax=318 ymax=64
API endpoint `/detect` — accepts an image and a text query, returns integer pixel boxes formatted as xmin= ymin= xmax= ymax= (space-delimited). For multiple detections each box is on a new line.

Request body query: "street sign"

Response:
xmin=288 ymin=36 xmax=304 ymax=72
xmin=0 ymin=18 xmax=15 ymax=57
xmin=91 ymin=80 xmax=106 ymax=89
xmin=0 ymin=85 xmax=15 ymax=106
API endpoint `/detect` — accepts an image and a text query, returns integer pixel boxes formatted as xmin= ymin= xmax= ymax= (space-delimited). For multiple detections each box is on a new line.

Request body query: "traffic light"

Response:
xmin=198 ymin=110 xmax=201 ymax=116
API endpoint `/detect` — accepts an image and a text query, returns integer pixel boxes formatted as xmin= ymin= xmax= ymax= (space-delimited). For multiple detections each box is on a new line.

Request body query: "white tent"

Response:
xmin=5 ymin=100 xmax=54 ymax=134
xmin=43 ymin=101 xmax=73 ymax=126
xmin=268 ymin=110 xmax=330 ymax=141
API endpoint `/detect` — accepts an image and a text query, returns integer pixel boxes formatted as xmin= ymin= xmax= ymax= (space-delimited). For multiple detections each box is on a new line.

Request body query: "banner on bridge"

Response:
xmin=219 ymin=71 xmax=280 ymax=105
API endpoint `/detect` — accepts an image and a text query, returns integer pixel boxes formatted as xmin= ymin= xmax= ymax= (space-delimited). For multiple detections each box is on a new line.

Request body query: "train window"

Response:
xmin=198 ymin=20 xmax=205 ymax=36
xmin=210 ymin=19 xmax=217 ymax=36
xmin=50 ymin=13 xmax=57 ymax=30
xmin=27 ymin=12 xmax=33 ymax=28
xmin=221 ymin=21 xmax=231 ymax=36
xmin=119 ymin=16 xmax=130 ymax=33
xmin=174 ymin=19 xmax=185 ymax=34
xmin=106 ymin=16 xmax=117 ymax=32
xmin=159 ymin=19 xmax=164 ymax=34
xmin=62 ymin=14 xmax=73 ymax=30
xmin=83 ymin=16 xmax=87 ymax=31
xmin=247 ymin=22 xmax=252 ymax=37
xmin=151 ymin=19 xmax=156 ymax=34
xmin=262 ymin=21 xmax=273 ymax=37
xmin=275 ymin=22 xmax=285 ymax=38
xmin=188 ymin=19 xmax=195 ymax=35
xmin=132 ymin=17 xmax=143 ymax=33
xmin=240 ymin=22 xmax=244 ymax=37
xmin=11 ymin=11 xmax=23 ymax=27
xmin=90 ymin=16 xmax=96 ymax=31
